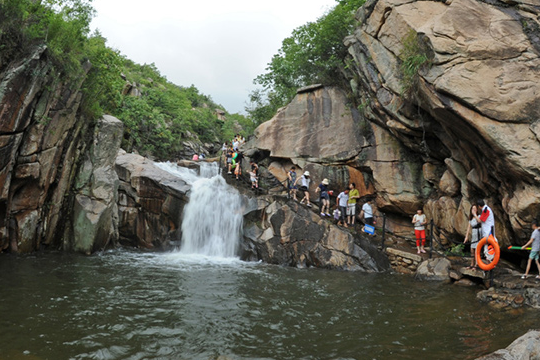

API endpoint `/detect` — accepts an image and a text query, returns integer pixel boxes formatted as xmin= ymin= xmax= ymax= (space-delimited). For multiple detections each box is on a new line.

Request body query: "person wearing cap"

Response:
xmin=315 ymin=178 xmax=331 ymax=216
xmin=295 ymin=170 xmax=312 ymax=207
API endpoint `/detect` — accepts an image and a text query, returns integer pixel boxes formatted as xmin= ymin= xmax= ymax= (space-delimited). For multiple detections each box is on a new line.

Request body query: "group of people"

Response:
xmin=462 ymin=199 xmax=540 ymax=279
xmin=286 ymin=167 xmax=375 ymax=230
xmin=222 ymin=135 xmax=260 ymax=189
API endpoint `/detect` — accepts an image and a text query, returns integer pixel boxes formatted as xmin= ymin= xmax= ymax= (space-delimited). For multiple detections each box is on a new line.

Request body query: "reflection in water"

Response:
xmin=0 ymin=251 xmax=537 ymax=360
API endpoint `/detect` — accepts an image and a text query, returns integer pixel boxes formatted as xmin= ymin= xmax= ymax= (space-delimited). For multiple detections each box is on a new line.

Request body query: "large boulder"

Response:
xmin=342 ymin=0 xmax=540 ymax=247
xmin=242 ymin=197 xmax=390 ymax=271
xmin=115 ymin=151 xmax=190 ymax=249
xmin=69 ymin=115 xmax=123 ymax=254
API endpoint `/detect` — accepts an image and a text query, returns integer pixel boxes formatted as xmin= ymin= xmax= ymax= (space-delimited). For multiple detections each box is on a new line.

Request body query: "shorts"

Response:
xmin=346 ymin=203 xmax=356 ymax=216
xmin=530 ymin=251 xmax=539 ymax=260
xmin=250 ymin=177 xmax=257 ymax=183
xmin=320 ymin=192 xmax=329 ymax=200
xmin=299 ymin=186 xmax=308 ymax=192
xmin=364 ymin=217 xmax=374 ymax=226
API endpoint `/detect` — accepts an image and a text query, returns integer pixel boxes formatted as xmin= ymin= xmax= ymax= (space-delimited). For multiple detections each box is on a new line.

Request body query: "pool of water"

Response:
xmin=0 ymin=250 xmax=536 ymax=360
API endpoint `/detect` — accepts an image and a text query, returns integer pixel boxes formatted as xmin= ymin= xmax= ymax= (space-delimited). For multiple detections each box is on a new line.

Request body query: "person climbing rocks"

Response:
xmin=226 ymin=149 xmax=233 ymax=174
xmin=521 ymin=220 xmax=540 ymax=279
xmin=315 ymin=178 xmax=331 ymax=216
xmin=412 ymin=208 xmax=427 ymax=254
xmin=463 ymin=204 xmax=481 ymax=269
xmin=295 ymin=171 xmax=312 ymax=207
xmin=337 ymin=189 xmax=349 ymax=227
xmin=234 ymin=151 xmax=244 ymax=180
xmin=288 ymin=166 xmax=298 ymax=201
xmin=347 ymin=183 xmax=359 ymax=225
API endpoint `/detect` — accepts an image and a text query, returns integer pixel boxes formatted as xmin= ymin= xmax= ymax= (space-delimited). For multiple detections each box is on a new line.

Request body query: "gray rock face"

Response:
xmin=70 ymin=115 xmax=123 ymax=254
xmin=0 ymin=45 xmax=95 ymax=253
xmin=241 ymin=197 xmax=390 ymax=271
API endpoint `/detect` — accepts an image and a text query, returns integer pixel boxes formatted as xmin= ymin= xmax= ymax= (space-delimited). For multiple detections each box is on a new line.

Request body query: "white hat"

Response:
xmin=304 ymin=171 xmax=310 ymax=176
xmin=322 ymin=178 xmax=329 ymax=185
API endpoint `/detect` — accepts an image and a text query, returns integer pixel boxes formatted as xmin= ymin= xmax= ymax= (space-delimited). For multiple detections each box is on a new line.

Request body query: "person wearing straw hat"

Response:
xmin=295 ymin=171 xmax=312 ymax=207
xmin=315 ymin=178 xmax=331 ymax=216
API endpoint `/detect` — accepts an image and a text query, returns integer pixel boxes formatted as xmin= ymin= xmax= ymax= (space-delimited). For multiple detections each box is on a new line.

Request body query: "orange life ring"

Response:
xmin=475 ymin=234 xmax=500 ymax=271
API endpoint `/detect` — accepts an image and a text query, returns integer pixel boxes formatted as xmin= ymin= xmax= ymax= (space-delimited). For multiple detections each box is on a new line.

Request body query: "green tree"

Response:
xmin=247 ymin=0 xmax=365 ymax=124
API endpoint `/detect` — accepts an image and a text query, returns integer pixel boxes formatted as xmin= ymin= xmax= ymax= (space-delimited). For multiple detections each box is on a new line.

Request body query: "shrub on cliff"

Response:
xmin=247 ymin=0 xmax=365 ymax=125
xmin=0 ymin=0 xmax=94 ymax=75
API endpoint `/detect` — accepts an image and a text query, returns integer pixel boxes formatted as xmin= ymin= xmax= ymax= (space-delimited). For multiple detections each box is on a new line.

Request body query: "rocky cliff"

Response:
xmin=245 ymin=0 xmax=540 ymax=248
xmin=0 ymin=45 xmax=100 ymax=253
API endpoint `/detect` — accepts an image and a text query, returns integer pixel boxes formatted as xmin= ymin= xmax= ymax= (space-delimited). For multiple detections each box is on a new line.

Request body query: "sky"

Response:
xmin=90 ymin=0 xmax=338 ymax=114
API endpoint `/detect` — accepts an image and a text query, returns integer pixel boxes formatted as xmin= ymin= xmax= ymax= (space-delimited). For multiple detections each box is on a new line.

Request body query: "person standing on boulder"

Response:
xmin=412 ymin=208 xmax=427 ymax=254
xmin=337 ymin=189 xmax=349 ymax=228
xmin=295 ymin=171 xmax=312 ymax=207
xmin=347 ymin=183 xmax=360 ymax=226
xmin=315 ymin=178 xmax=331 ymax=216
xmin=521 ymin=220 xmax=540 ymax=279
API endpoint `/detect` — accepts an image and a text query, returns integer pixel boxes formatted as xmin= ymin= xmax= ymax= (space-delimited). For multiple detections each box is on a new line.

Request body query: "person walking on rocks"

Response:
xmin=521 ymin=220 xmax=540 ymax=279
xmin=360 ymin=198 xmax=375 ymax=232
xmin=295 ymin=171 xmax=312 ymax=207
xmin=288 ymin=166 xmax=298 ymax=201
xmin=412 ymin=208 xmax=427 ymax=254
xmin=337 ymin=189 xmax=349 ymax=227
xmin=463 ymin=204 xmax=482 ymax=269
xmin=347 ymin=183 xmax=360 ymax=226
xmin=315 ymin=178 xmax=331 ymax=216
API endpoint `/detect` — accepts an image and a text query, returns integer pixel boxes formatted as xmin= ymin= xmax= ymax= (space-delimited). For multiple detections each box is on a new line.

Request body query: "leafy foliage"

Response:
xmin=246 ymin=0 xmax=365 ymax=125
xmin=0 ymin=0 xmax=253 ymax=160
xmin=398 ymin=30 xmax=430 ymax=98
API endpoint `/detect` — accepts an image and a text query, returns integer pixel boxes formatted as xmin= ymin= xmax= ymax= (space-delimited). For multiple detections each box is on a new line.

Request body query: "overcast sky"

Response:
xmin=90 ymin=0 xmax=337 ymax=114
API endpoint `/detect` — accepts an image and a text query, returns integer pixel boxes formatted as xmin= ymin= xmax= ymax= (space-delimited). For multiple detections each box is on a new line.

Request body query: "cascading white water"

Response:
xmin=157 ymin=161 xmax=243 ymax=258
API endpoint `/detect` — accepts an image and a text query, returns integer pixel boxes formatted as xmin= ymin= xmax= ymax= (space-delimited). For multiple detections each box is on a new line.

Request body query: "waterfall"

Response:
xmin=157 ymin=162 xmax=243 ymax=258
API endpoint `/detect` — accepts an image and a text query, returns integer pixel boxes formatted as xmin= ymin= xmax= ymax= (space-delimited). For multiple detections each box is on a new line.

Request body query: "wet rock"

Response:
xmin=415 ymin=258 xmax=451 ymax=281
xmin=242 ymin=199 xmax=390 ymax=271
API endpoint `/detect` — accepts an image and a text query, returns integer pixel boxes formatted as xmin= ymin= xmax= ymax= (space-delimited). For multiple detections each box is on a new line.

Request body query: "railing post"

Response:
xmin=381 ymin=213 xmax=386 ymax=250
xmin=429 ymin=219 xmax=434 ymax=259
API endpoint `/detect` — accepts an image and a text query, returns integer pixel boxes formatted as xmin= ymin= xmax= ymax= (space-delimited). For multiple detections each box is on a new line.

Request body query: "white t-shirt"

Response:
xmin=479 ymin=205 xmax=495 ymax=238
xmin=362 ymin=203 xmax=373 ymax=219
xmin=413 ymin=214 xmax=426 ymax=230
xmin=337 ymin=192 xmax=349 ymax=207
xmin=300 ymin=175 xmax=310 ymax=188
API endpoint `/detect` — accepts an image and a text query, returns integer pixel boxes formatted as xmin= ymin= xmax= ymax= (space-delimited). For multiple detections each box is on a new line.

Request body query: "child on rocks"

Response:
xmin=521 ymin=220 xmax=540 ymax=279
